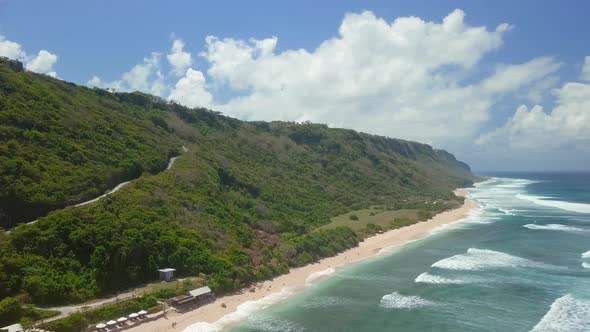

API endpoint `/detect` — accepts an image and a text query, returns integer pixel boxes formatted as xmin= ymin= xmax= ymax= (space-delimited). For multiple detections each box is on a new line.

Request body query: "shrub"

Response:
xmin=43 ymin=313 xmax=88 ymax=332
xmin=417 ymin=210 xmax=433 ymax=220
xmin=0 ymin=297 xmax=21 ymax=326
xmin=349 ymin=214 xmax=359 ymax=221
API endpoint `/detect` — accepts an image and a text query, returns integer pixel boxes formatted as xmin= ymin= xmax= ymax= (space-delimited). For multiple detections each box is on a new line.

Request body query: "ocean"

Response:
xmin=228 ymin=173 xmax=590 ymax=332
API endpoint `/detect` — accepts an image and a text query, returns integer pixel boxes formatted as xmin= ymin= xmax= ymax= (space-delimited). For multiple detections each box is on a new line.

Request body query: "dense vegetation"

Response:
xmin=0 ymin=59 xmax=182 ymax=228
xmin=0 ymin=58 xmax=475 ymax=314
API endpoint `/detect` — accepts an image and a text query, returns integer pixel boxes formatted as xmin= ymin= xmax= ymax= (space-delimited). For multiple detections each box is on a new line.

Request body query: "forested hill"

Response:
xmin=0 ymin=58 xmax=475 ymax=305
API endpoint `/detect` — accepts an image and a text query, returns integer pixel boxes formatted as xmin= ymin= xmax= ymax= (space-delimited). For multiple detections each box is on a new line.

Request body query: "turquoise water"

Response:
xmin=208 ymin=175 xmax=590 ymax=332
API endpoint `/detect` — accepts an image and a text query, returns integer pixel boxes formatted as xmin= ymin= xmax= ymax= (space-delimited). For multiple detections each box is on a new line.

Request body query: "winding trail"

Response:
xmin=5 ymin=145 xmax=188 ymax=234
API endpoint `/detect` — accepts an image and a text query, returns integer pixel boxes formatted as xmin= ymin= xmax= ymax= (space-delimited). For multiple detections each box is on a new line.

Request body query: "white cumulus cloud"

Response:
xmin=88 ymin=52 xmax=166 ymax=96
xmin=25 ymin=50 xmax=58 ymax=77
xmin=477 ymin=81 xmax=590 ymax=150
xmin=0 ymin=34 xmax=58 ymax=76
xmin=0 ymin=35 xmax=25 ymax=59
xmin=167 ymin=39 xmax=192 ymax=76
xmin=168 ymin=68 xmax=212 ymax=108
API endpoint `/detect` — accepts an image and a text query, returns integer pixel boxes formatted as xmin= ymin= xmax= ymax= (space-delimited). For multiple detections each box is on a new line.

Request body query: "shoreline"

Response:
xmin=128 ymin=189 xmax=478 ymax=332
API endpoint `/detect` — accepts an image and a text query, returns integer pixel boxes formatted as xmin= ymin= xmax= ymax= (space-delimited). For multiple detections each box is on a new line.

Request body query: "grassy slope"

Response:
xmin=0 ymin=59 xmax=476 ymax=308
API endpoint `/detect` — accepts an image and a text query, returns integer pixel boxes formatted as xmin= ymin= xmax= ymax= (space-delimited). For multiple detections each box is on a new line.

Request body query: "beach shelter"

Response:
xmin=117 ymin=317 xmax=127 ymax=324
xmin=128 ymin=312 xmax=139 ymax=320
xmin=106 ymin=320 xmax=117 ymax=326
xmin=95 ymin=323 xmax=107 ymax=330
xmin=138 ymin=310 xmax=148 ymax=318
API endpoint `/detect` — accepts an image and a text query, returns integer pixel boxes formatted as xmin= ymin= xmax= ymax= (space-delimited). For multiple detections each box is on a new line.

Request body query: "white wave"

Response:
xmin=473 ymin=177 xmax=498 ymax=187
xmin=305 ymin=267 xmax=335 ymax=285
xmin=414 ymin=272 xmax=469 ymax=284
xmin=524 ymin=224 xmax=588 ymax=232
xmin=494 ymin=178 xmax=538 ymax=189
xmin=432 ymin=248 xmax=549 ymax=271
xmin=380 ymin=291 xmax=435 ymax=309
xmin=530 ymin=294 xmax=590 ymax=332
xmin=582 ymin=262 xmax=590 ymax=269
xmin=582 ymin=251 xmax=590 ymax=259
xmin=429 ymin=205 xmax=489 ymax=234
xmin=182 ymin=288 xmax=294 ymax=332
xmin=517 ymin=194 xmax=590 ymax=214
xmin=498 ymin=207 xmax=516 ymax=215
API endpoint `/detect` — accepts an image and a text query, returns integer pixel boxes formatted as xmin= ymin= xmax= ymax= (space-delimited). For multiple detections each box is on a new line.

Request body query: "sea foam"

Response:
xmin=582 ymin=262 xmax=590 ymax=269
xmin=523 ymin=223 xmax=588 ymax=232
xmin=517 ymin=194 xmax=590 ymax=214
xmin=182 ymin=288 xmax=294 ymax=332
xmin=432 ymin=248 xmax=548 ymax=271
xmin=530 ymin=294 xmax=590 ymax=332
xmin=582 ymin=251 xmax=590 ymax=259
xmin=414 ymin=272 xmax=469 ymax=284
xmin=305 ymin=268 xmax=335 ymax=285
xmin=498 ymin=207 xmax=516 ymax=215
xmin=380 ymin=291 xmax=435 ymax=309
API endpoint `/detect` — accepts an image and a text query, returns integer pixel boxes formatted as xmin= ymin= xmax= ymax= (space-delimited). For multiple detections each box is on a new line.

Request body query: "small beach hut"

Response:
xmin=187 ymin=286 xmax=213 ymax=300
xmin=157 ymin=268 xmax=176 ymax=281
xmin=171 ymin=286 xmax=215 ymax=306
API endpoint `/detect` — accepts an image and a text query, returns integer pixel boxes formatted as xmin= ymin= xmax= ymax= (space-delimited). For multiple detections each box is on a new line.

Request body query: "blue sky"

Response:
xmin=1 ymin=1 xmax=589 ymax=171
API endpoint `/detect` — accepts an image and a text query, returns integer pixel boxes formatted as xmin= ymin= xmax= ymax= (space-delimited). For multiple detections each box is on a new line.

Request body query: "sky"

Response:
xmin=1 ymin=0 xmax=589 ymax=172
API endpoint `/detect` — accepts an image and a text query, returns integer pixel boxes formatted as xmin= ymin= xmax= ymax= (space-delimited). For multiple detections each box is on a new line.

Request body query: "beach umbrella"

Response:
xmin=138 ymin=310 xmax=148 ymax=315
xmin=128 ymin=313 xmax=139 ymax=318
xmin=106 ymin=320 xmax=117 ymax=326
xmin=117 ymin=317 xmax=127 ymax=323
xmin=95 ymin=323 xmax=107 ymax=329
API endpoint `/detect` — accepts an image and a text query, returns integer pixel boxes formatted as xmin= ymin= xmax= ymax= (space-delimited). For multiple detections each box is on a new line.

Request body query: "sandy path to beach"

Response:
xmin=128 ymin=190 xmax=478 ymax=332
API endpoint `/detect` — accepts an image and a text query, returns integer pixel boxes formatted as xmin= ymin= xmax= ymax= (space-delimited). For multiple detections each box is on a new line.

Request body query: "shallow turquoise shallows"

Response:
xmin=229 ymin=173 xmax=590 ymax=332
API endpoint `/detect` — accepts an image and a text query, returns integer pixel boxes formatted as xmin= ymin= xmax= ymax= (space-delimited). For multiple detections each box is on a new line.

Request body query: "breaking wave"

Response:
xmin=524 ymin=224 xmax=588 ymax=232
xmin=530 ymin=294 xmax=590 ymax=332
xmin=414 ymin=272 xmax=469 ymax=284
xmin=517 ymin=194 xmax=590 ymax=214
xmin=582 ymin=262 xmax=590 ymax=269
xmin=380 ymin=291 xmax=435 ymax=309
xmin=432 ymin=248 xmax=549 ymax=271
xmin=581 ymin=251 xmax=590 ymax=259
xmin=498 ymin=207 xmax=516 ymax=215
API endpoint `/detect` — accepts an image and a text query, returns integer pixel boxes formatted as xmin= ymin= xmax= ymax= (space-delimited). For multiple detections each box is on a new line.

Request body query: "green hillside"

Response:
xmin=0 ymin=58 xmax=475 ymax=306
